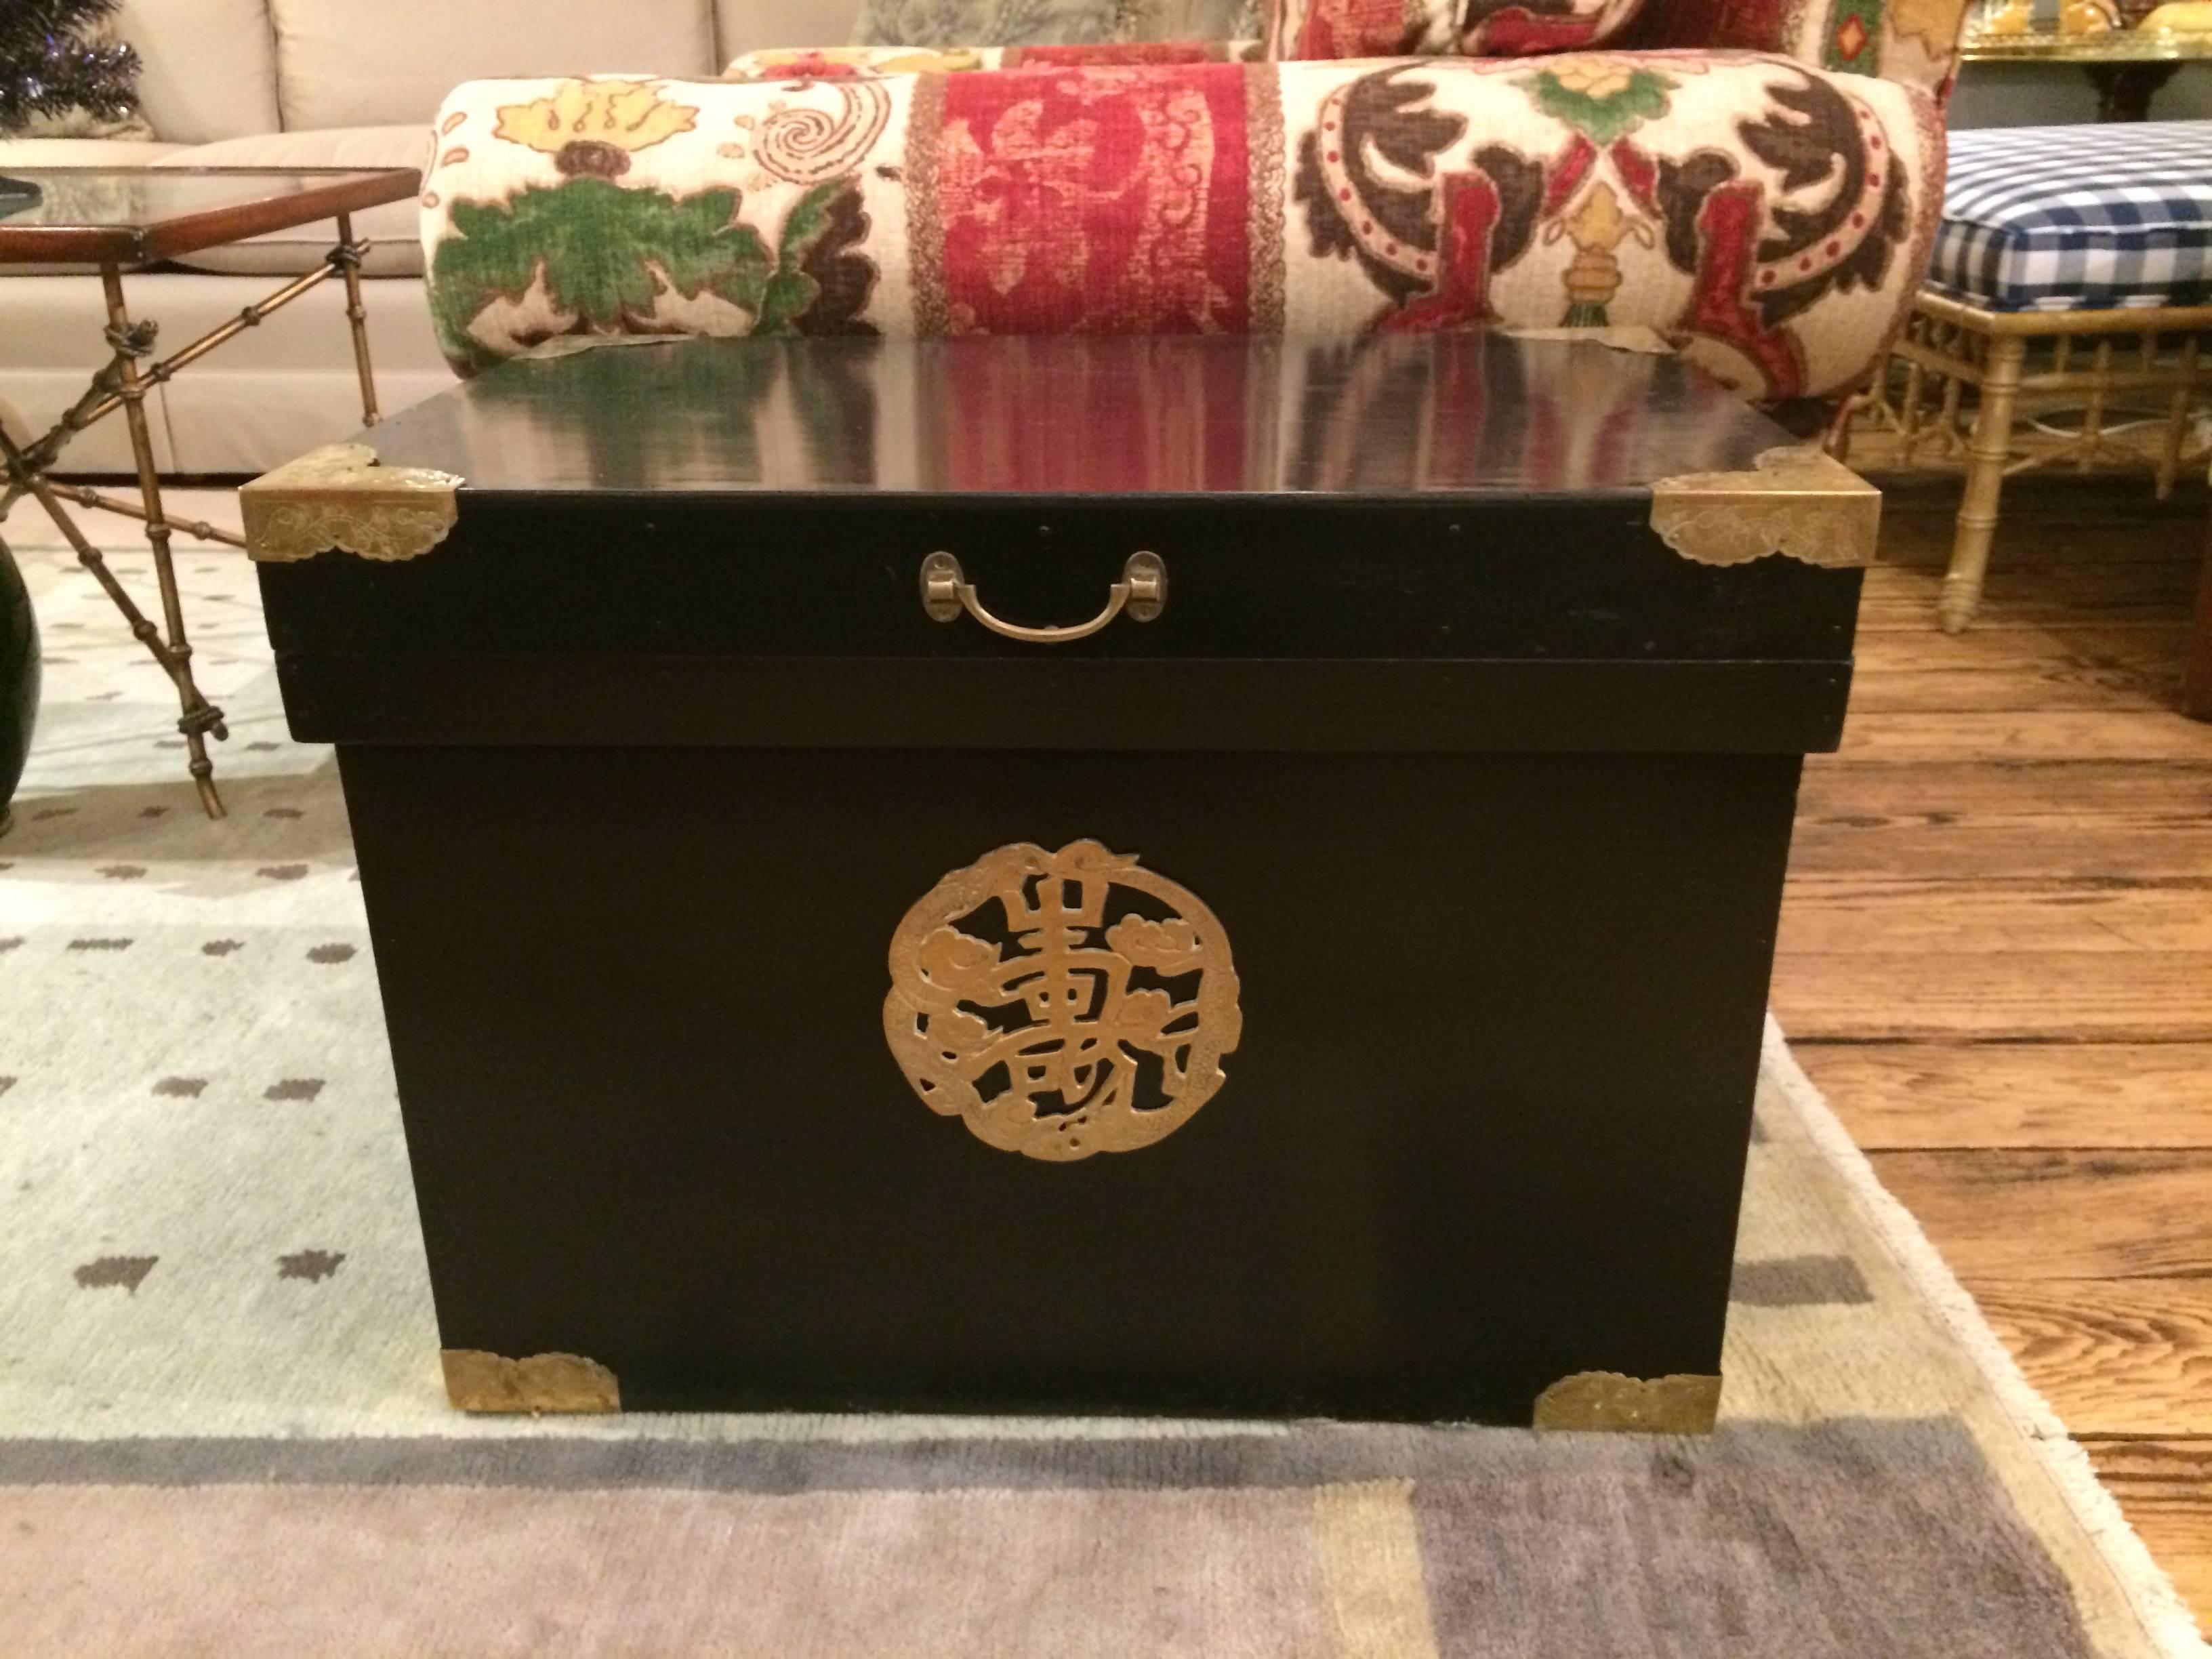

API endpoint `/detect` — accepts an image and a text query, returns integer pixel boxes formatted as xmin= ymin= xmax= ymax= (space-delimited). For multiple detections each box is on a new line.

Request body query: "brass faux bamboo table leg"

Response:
xmin=0 ymin=211 xmax=393 ymax=813
xmin=335 ymin=213 xmax=381 ymax=428
xmin=0 ymin=315 xmax=232 ymax=817
xmin=99 ymin=264 xmax=227 ymax=817
xmin=0 ymin=423 xmax=222 ymax=749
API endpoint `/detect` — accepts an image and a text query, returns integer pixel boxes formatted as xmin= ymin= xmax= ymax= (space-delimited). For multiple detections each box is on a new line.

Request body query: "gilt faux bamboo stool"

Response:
xmin=1867 ymin=289 xmax=2212 ymax=630
xmin=242 ymin=331 xmax=1875 ymax=1430
xmin=1855 ymin=120 xmax=2212 ymax=632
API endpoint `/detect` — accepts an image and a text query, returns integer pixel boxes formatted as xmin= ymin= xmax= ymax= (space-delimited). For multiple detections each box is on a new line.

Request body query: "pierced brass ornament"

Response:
xmin=884 ymin=840 xmax=1241 ymax=1162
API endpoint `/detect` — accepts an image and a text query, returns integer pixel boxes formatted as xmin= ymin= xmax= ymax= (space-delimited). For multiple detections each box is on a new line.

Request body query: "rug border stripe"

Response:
xmin=0 ymin=1417 xmax=2003 ymax=1494
xmin=1763 ymin=1016 xmax=2209 ymax=1659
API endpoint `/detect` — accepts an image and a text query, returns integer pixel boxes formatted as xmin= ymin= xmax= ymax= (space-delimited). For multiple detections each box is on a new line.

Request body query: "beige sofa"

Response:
xmin=0 ymin=0 xmax=851 ymax=474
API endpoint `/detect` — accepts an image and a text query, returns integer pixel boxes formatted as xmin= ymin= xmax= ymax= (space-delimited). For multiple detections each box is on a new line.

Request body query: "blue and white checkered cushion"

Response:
xmin=1927 ymin=120 xmax=2212 ymax=313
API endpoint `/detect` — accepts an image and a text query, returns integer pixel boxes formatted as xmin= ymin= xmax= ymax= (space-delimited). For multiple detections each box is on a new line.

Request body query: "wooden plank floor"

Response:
xmin=1773 ymin=470 xmax=2212 ymax=1637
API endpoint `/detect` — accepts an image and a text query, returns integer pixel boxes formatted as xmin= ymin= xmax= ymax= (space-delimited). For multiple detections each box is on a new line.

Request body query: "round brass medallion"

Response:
xmin=884 ymin=840 xmax=1242 ymax=1162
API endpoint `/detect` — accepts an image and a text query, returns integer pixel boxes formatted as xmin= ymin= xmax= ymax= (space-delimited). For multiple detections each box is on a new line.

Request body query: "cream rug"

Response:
xmin=0 ymin=523 xmax=2203 ymax=1657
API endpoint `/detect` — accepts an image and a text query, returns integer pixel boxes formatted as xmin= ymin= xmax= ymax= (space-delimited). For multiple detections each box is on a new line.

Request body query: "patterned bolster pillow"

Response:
xmin=1267 ymin=0 xmax=1651 ymax=60
xmin=422 ymin=55 xmax=1940 ymax=403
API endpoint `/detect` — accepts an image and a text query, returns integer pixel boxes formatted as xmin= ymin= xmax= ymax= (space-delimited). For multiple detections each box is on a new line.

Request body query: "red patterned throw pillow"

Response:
xmin=1268 ymin=0 xmax=1650 ymax=58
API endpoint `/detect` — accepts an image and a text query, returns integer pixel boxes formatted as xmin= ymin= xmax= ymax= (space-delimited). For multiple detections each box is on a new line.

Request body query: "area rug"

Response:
xmin=0 ymin=532 xmax=2203 ymax=1658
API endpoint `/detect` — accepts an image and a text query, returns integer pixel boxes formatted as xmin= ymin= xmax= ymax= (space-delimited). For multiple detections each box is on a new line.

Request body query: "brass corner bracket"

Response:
xmin=1532 ymin=1370 xmax=1722 ymax=1434
xmin=240 ymin=442 xmax=462 ymax=564
xmin=1649 ymin=444 xmax=1880 ymax=571
xmin=441 ymin=1349 xmax=621 ymax=1414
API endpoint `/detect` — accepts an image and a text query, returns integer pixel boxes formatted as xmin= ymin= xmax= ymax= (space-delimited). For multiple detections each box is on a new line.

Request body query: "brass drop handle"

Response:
xmin=920 ymin=550 xmax=1166 ymax=642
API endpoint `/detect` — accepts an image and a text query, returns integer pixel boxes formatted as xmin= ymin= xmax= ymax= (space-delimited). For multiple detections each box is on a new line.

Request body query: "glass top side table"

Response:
xmin=0 ymin=165 xmax=420 ymax=816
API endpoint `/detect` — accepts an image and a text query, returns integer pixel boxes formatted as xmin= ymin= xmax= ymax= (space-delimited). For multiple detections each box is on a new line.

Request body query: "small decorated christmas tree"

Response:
xmin=0 ymin=0 xmax=140 ymax=134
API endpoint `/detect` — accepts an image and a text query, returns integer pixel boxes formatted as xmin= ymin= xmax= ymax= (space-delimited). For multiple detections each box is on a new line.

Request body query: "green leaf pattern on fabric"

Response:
xmin=430 ymin=177 xmax=874 ymax=374
xmin=760 ymin=180 xmax=852 ymax=335
xmin=1518 ymin=66 xmax=1677 ymax=146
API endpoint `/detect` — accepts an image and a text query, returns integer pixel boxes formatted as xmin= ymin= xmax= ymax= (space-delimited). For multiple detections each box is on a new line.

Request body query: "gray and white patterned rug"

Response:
xmin=0 ymin=514 xmax=2202 ymax=1656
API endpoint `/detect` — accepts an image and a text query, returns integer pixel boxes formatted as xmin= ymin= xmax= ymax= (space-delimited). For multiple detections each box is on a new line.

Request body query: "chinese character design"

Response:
xmin=885 ymin=840 xmax=1242 ymax=1161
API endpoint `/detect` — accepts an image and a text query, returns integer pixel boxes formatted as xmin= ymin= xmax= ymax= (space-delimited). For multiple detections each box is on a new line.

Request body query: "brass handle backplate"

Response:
xmin=920 ymin=550 xmax=1166 ymax=642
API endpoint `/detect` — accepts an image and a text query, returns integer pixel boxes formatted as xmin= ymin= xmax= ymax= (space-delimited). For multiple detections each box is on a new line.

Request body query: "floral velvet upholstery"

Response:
xmin=1623 ymin=0 xmax=1971 ymax=96
xmin=853 ymin=0 xmax=1264 ymax=50
xmin=1268 ymin=0 xmax=1652 ymax=62
xmin=422 ymin=35 xmax=1949 ymax=403
xmin=1263 ymin=0 xmax=1973 ymax=87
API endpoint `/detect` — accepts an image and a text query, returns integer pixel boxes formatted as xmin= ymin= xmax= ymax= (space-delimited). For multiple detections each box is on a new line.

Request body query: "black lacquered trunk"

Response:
xmin=249 ymin=333 xmax=1866 ymax=1427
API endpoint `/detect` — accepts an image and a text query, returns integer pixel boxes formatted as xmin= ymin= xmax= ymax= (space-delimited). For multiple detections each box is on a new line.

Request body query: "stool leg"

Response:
xmin=2077 ymin=340 xmax=2112 ymax=472
xmin=1942 ymin=333 xmax=2026 ymax=635
xmin=2156 ymin=337 xmax=2199 ymax=500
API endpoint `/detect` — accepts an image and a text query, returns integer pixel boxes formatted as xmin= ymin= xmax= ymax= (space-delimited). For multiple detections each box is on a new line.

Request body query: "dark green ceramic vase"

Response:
xmin=0 ymin=532 xmax=38 ymax=837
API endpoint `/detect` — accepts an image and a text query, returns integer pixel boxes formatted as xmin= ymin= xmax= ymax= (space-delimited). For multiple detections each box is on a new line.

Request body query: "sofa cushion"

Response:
xmin=0 ymin=137 xmax=189 ymax=167
xmin=1269 ymin=0 xmax=1647 ymax=58
xmin=113 ymin=0 xmax=283 ymax=143
xmin=713 ymin=0 xmax=863 ymax=55
xmin=268 ymin=0 xmax=718 ymax=131
xmin=14 ymin=109 xmax=157 ymax=142
xmin=152 ymin=127 xmax=434 ymax=278
xmin=422 ymin=56 xmax=1940 ymax=402
xmin=1926 ymin=119 xmax=2212 ymax=313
